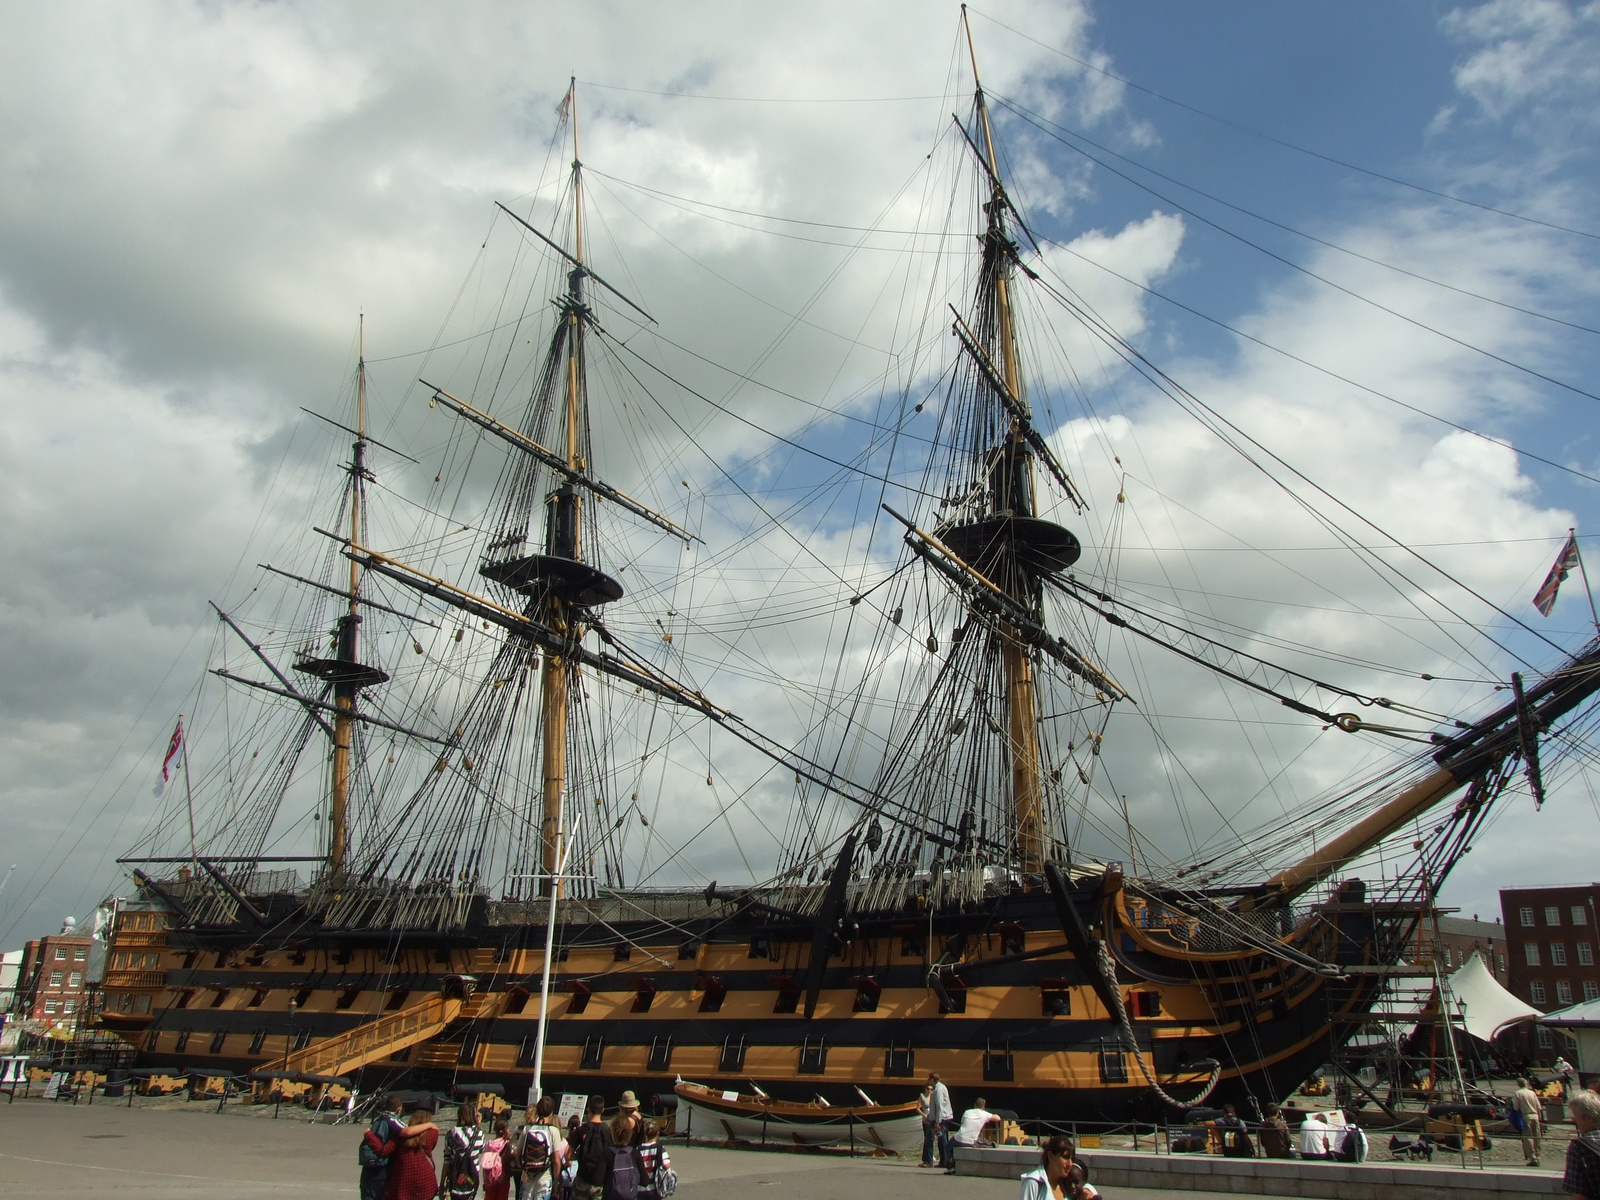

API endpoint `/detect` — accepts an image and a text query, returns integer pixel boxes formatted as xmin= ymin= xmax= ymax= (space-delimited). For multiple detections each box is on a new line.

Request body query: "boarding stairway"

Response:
xmin=257 ymin=988 xmax=468 ymax=1079
xmin=257 ymin=967 xmax=526 ymax=1078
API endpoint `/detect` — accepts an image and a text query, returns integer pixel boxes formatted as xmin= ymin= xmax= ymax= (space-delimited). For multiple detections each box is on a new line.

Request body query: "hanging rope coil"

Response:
xmin=1098 ymin=936 xmax=1223 ymax=1109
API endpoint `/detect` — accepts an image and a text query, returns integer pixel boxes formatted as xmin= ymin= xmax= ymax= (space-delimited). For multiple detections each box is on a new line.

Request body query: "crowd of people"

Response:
xmin=357 ymin=1090 xmax=674 ymax=1200
xmin=346 ymin=1075 xmax=1600 ymax=1200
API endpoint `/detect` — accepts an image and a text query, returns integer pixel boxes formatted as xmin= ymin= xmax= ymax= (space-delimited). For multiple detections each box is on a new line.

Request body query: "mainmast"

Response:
xmin=965 ymin=11 xmax=1047 ymax=874
xmin=539 ymin=80 xmax=586 ymax=899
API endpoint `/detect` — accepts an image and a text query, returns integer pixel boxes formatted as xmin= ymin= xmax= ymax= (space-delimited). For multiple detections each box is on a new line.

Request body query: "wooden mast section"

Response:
xmin=964 ymin=11 xmax=1048 ymax=875
xmin=539 ymin=80 xmax=584 ymax=899
xmin=327 ymin=318 xmax=367 ymax=877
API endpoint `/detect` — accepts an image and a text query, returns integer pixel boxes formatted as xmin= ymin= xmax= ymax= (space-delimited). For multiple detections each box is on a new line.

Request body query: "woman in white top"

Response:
xmin=1018 ymin=1135 xmax=1098 ymax=1200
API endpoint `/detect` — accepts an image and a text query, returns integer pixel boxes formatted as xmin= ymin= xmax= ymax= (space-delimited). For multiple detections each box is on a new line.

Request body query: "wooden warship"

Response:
xmin=99 ymin=42 xmax=1600 ymax=1122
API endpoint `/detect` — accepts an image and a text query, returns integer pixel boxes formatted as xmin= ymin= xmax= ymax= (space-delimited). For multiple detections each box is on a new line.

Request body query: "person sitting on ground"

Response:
xmin=1257 ymin=1103 xmax=1293 ymax=1159
xmin=1297 ymin=1109 xmax=1330 ymax=1160
xmin=946 ymin=1096 xmax=1001 ymax=1174
xmin=1563 ymin=1089 xmax=1600 ymax=1200
xmin=1019 ymin=1135 xmax=1096 ymax=1200
xmin=954 ymin=1098 xmax=1000 ymax=1144
xmin=1332 ymin=1110 xmax=1367 ymax=1162
xmin=1217 ymin=1103 xmax=1254 ymax=1158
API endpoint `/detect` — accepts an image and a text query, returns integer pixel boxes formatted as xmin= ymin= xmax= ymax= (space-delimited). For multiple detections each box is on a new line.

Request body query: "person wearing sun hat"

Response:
xmin=613 ymin=1091 xmax=642 ymax=1146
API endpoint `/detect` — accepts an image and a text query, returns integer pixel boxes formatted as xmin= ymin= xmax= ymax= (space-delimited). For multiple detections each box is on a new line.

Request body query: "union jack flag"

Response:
xmin=1533 ymin=533 xmax=1582 ymax=617
xmin=153 ymin=717 xmax=184 ymax=797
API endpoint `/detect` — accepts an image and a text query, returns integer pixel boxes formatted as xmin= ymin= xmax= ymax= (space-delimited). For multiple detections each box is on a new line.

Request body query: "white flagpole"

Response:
xmin=530 ymin=805 xmax=577 ymax=1106
xmin=178 ymin=716 xmax=197 ymax=869
xmin=1572 ymin=529 xmax=1600 ymax=636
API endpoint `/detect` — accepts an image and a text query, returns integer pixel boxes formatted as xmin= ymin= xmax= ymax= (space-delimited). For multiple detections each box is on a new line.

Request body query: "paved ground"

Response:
xmin=0 ymin=1097 xmax=1299 ymax=1200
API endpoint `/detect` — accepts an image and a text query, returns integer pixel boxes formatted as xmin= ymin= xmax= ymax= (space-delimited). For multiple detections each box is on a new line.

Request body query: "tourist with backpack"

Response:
xmin=482 ymin=1120 xmax=513 ymax=1200
xmin=359 ymin=1093 xmax=411 ymax=1200
xmin=378 ymin=1105 xmax=441 ymax=1200
xmin=444 ymin=1103 xmax=487 ymax=1200
xmin=635 ymin=1120 xmax=675 ymax=1200
xmin=1332 ymin=1111 xmax=1368 ymax=1163
xmin=602 ymin=1109 xmax=645 ymax=1200
xmin=1217 ymin=1104 xmax=1254 ymax=1158
xmin=568 ymin=1095 xmax=614 ymax=1200
xmin=517 ymin=1096 xmax=568 ymax=1200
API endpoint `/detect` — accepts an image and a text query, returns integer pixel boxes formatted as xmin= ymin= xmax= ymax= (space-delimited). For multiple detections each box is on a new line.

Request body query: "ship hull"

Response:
xmin=99 ymin=871 xmax=1400 ymax=1122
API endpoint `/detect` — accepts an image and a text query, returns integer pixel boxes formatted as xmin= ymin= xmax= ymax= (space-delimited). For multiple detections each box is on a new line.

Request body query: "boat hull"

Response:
xmin=672 ymin=1083 xmax=922 ymax=1153
xmin=100 ymin=874 xmax=1395 ymax=1122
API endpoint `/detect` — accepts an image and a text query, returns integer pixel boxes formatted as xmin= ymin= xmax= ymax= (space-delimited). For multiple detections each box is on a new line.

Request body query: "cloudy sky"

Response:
xmin=2 ymin=0 xmax=1599 ymax=947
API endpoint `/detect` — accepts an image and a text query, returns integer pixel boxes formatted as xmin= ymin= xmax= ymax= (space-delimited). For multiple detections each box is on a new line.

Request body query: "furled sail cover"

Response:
xmin=1450 ymin=951 xmax=1543 ymax=1042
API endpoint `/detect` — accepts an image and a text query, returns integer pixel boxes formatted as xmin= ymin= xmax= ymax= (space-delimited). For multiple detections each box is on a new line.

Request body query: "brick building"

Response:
xmin=1500 ymin=884 xmax=1600 ymax=1063
xmin=12 ymin=924 xmax=95 ymax=1024
xmin=1434 ymin=915 xmax=1510 ymax=986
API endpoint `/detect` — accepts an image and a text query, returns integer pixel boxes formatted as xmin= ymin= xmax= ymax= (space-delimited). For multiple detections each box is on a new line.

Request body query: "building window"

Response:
xmin=1498 ymin=954 xmax=1507 ymax=972
xmin=1576 ymin=907 xmax=1590 ymax=926
xmin=1553 ymin=944 xmax=1569 ymax=966
xmin=1531 ymin=981 xmax=1547 ymax=1004
xmin=1442 ymin=946 xmax=1453 ymax=967
xmin=73 ymin=948 xmax=86 ymax=961
xmin=49 ymin=971 xmax=63 ymax=986
xmin=135 ymin=995 xmax=151 ymax=1014
xmin=54 ymin=947 xmax=66 ymax=960
xmin=44 ymin=999 xmax=58 ymax=1014
xmin=1526 ymin=944 xmax=1542 ymax=966
xmin=69 ymin=972 xmax=82 ymax=987
xmin=1585 ymin=981 xmax=1599 ymax=1002
xmin=63 ymin=999 xmax=75 ymax=1014
xmin=1547 ymin=907 xmax=1563 ymax=926
xmin=1558 ymin=981 xmax=1574 ymax=1004
xmin=1581 ymin=943 xmax=1595 ymax=966
xmin=143 ymin=953 xmax=160 ymax=968
xmin=1521 ymin=907 xmax=1536 ymax=927
xmin=1538 ymin=1026 xmax=1554 ymax=1049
